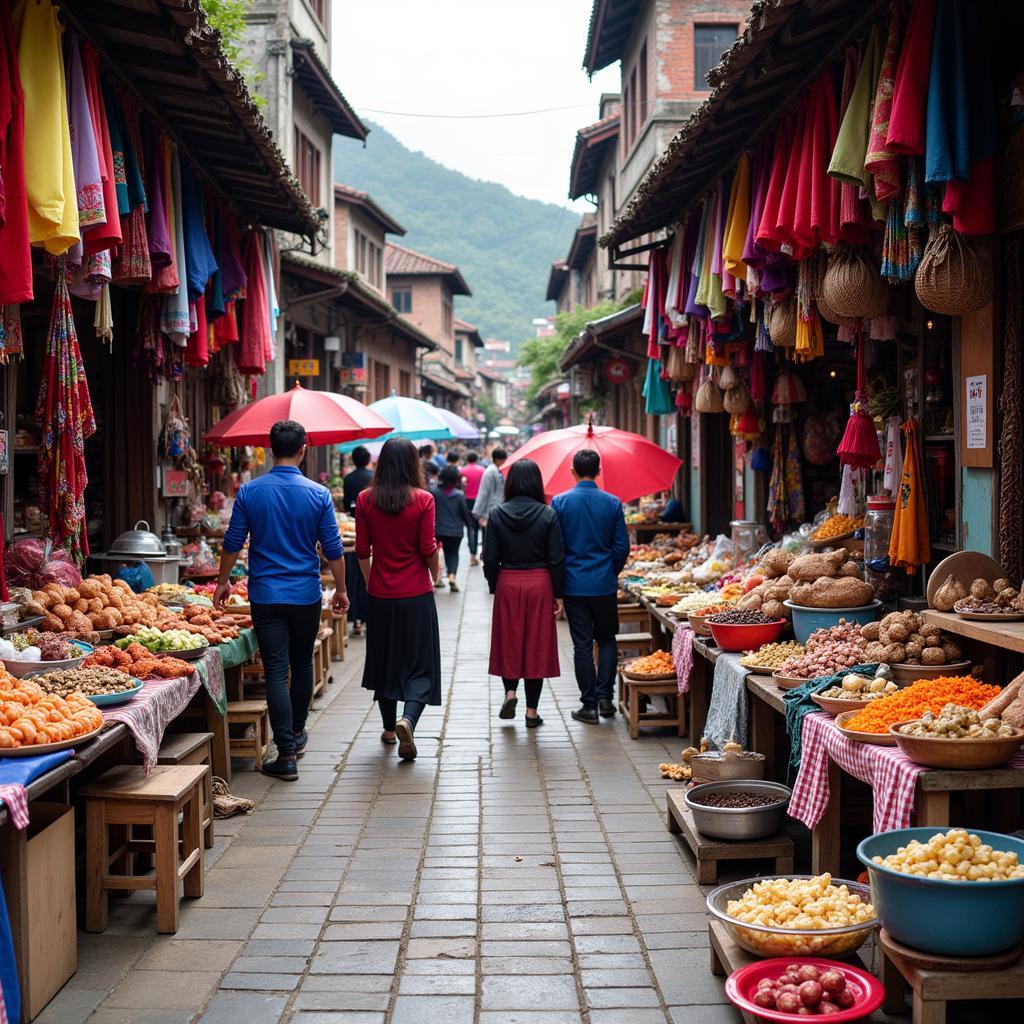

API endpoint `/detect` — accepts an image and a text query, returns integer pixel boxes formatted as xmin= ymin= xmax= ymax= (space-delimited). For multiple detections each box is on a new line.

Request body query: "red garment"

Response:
xmin=488 ymin=568 xmax=560 ymax=679
xmin=793 ymin=72 xmax=840 ymax=250
xmin=80 ymin=44 xmax=121 ymax=255
xmin=462 ymin=461 xmax=485 ymax=500
xmin=0 ymin=0 xmax=31 ymax=303
xmin=775 ymin=96 xmax=810 ymax=256
xmin=865 ymin=4 xmax=905 ymax=201
xmin=833 ymin=45 xmax=873 ymax=244
xmin=755 ymin=114 xmax=795 ymax=252
xmin=213 ymin=299 xmax=239 ymax=346
xmin=943 ymin=157 xmax=994 ymax=235
xmin=355 ymin=487 xmax=436 ymax=599
xmin=186 ymin=294 xmax=209 ymax=366
xmin=886 ymin=0 xmax=936 ymax=156
xmin=237 ymin=231 xmax=268 ymax=375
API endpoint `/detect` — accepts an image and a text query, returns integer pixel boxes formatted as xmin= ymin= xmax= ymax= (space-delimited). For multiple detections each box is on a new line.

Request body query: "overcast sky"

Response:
xmin=331 ymin=0 xmax=620 ymax=210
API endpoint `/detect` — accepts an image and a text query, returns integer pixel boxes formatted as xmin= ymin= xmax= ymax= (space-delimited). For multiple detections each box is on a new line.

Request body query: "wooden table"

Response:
xmin=630 ymin=521 xmax=693 ymax=539
xmin=922 ymin=609 xmax=1024 ymax=654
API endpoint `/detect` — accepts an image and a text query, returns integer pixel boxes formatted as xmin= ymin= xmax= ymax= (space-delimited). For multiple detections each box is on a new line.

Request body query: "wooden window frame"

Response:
xmin=293 ymin=126 xmax=322 ymax=206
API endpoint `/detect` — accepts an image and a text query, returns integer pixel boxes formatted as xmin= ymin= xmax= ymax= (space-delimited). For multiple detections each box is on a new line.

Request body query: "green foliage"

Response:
xmin=333 ymin=123 xmax=579 ymax=344
xmin=518 ymin=300 xmax=620 ymax=399
xmin=474 ymin=391 xmax=501 ymax=434
xmin=202 ymin=0 xmax=265 ymax=104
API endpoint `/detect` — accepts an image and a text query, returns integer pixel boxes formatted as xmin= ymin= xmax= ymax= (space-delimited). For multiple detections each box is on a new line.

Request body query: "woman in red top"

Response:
xmin=356 ymin=438 xmax=441 ymax=760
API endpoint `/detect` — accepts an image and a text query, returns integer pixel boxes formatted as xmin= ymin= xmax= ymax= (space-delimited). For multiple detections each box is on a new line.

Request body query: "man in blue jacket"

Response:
xmin=552 ymin=449 xmax=630 ymax=723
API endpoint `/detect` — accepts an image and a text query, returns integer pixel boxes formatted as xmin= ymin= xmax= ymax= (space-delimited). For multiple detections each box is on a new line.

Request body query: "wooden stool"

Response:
xmin=617 ymin=604 xmax=651 ymax=630
xmin=226 ymin=700 xmax=270 ymax=770
xmin=879 ymin=927 xmax=1024 ymax=1024
xmin=157 ymin=732 xmax=215 ymax=849
xmin=666 ymin=790 xmax=793 ymax=883
xmin=615 ymin=631 xmax=653 ymax=661
xmin=619 ymin=675 xmax=686 ymax=739
xmin=81 ymin=764 xmax=207 ymax=934
xmin=311 ymin=639 xmax=326 ymax=702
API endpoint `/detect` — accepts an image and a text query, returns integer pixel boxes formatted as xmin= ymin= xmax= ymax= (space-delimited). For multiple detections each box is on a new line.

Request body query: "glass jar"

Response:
xmin=864 ymin=496 xmax=896 ymax=576
xmin=731 ymin=520 xmax=769 ymax=566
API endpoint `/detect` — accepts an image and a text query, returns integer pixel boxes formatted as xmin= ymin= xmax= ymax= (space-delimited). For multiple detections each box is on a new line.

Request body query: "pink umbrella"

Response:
xmin=502 ymin=421 xmax=683 ymax=503
xmin=204 ymin=382 xmax=392 ymax=447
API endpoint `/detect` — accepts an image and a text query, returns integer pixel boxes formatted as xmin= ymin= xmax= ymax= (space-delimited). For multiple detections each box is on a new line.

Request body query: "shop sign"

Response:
xmin=162 ymin=468 xmax=189 ymax=497
xmin=966 ymin=374 xmax=987 ymax=449
xmin=604 ymin=357 xmax=633 ymax=385
xmin=338 ymin=352 xmax=367 ymax=384
xmin=288 ymin=358 xmax=320 ymax=377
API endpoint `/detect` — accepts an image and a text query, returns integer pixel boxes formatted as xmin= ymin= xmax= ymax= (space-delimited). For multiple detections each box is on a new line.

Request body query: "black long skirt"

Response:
xmin=344 ymin=551 xmax=368 ymax=623
xmin=361 ymin=591 xmax=442 ymax=705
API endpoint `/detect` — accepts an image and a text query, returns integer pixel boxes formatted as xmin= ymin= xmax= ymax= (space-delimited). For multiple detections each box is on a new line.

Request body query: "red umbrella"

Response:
xmin=503 ymin=422 xmax=683 ymax=503
xmin=204 ymin=382 xmax=392 ymax=447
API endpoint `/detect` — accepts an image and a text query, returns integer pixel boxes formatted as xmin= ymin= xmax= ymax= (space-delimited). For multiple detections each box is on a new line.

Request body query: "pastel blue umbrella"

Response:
xmin=338 ymin=392 xmax=454 ymax=452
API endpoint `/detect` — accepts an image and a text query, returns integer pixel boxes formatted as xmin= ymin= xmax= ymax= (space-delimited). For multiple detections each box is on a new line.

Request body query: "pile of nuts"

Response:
xmin=689 ymin=790 xmax=784 ymax=809
xmin=726 ymin=874 xmax=876 ymax=930
xmin=871 ymin=828 xmax=1024 ymax=880
xmin=741 ymin=640 xmax=805 ymax=671
xmin=706 ymin=609 xmax=778 ymax=625
xmin=777 ymin=621 xmax=867 ymax=679
xmin=33 ymin=667 xmax=140 ymax=697
xmin=819 ymin=669 xmax=899 ymax=701
xmin=896 ymin=703 xmax=1019 ymax=739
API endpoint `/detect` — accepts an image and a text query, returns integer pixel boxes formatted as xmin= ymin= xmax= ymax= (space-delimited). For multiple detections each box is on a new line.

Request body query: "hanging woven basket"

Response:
xmin=914 ymin=224 xmax=992 ymax=315
xmin=768 ymin=298 xmax=797 ymax=347
xmin=723 ymin=380 xmax=752 ymax=415
xmin=815 ymin=293 xmax=858 ymax=327
xmin=821 ymin=246 xmax=889 ymax=319
xmin=719 ymin=364 xmax=739 ymax=390
xmin=694 ymin=375 xmax=724 ymax=414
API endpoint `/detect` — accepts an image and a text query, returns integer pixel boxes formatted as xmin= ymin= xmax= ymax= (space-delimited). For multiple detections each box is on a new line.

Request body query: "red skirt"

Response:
xmin=489 ymin=568 xmax=560 ymax=679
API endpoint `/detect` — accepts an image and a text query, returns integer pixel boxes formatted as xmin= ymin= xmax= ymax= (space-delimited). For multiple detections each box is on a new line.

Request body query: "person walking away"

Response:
xmin=215 ymin=420 xmax=349 ymax=780
xmin=462 ymin=451 xmax=485 ymax=565
xmin=483 ymin=459 xmax=563 ymax=727
xmin=434 ymin=464 xmax=474 ymax=592
xmin=552 ymin=449 xmax=629 ymax=724
xmin=422 ymin=462 xmax=444 ymax=585
xmin=473 ymin=447 xmax=507 ymax=553
xmin=418 ymin=444 xmax=436 ymax=478
xmin=341 ymin=446 xmax=374 ymax=635
xmin=356 ymin=438 xmax=442 ymax=761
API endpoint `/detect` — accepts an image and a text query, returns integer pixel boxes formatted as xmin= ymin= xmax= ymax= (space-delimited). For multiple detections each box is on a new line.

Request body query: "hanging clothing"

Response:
xmin=238 ymin=230 xmax=270 ymax=376
xmin=64 ymin=34 xmax=104 ymax=233
xmin=664 ymin=229 xmax=686 ymax=325
xmin=887 ymin=0 xmax=937 ymax=156
xmin=924 ymin=0 xmax=970 ymax=184
xmin=831 ymin=45 xmax=874 ymax=244
xmin=218 ymin=208 xmax=247 ymax=298
xmin=888 ymin=419 xmax=930 ymax=572
xmin=757 ymin=114 xmax=795 ymax=253
xmin=186 ymin=294 xmax=208 ymax=367
xmin=722 ymin=152 xmax=750 ymax=282
xmin=160 ymin=147 xmax=190 ymax=343
xmin=105 ymin=84 xmax=145 ymax=213
xmin=262 ymin=230 xmax=279 ymax=353
xmin=793 ymin=71 xmax=840 ymax=251
xmin=79 ymin=42 xmax=120 ymax=255
xmin=882 ymin=415 xmax=904 ymax=494
xmin=864 ymin=5 xmax=905 ymax=202
xmin=643 ymin=358 xmax=674 ymax=415
xmin=0 ymin=0 xmax=31 ymax=303
xmin=179 ymin=160 xmax=217 ymax=299
xmin=16 ymin=0 xmax=79 ymax=254
xmin=144 ymin=126 xmax=172 ymax=269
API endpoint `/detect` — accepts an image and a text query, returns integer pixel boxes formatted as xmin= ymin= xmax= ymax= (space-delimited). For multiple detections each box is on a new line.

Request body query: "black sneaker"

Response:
xmin=294 ymin=729 xmax=309 ymax=758
xmin=598 ymin=700 xmax=617 ymax=718
xmin=572 ymin=706 xmax=599 ymax=724
xmin=261 ymin=756 xmax=298 ymax=781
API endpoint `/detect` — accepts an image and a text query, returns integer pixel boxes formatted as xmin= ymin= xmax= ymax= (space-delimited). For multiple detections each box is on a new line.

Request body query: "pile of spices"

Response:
xmin=841 ymin=676 xmax=1001 ymax=734
xmin=689 ymin=790 xmax=785 ymax=809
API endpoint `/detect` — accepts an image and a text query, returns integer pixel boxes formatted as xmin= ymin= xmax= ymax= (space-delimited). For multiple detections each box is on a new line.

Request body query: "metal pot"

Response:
xmin=684 ymin=780 xmax=791 ymax=841
xmin=108 ymin=520 xmax=166 ymax=557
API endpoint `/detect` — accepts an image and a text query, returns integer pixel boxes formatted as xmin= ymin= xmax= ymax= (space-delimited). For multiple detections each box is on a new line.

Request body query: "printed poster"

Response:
xmin=966 ymin=375 xmax=986 ymax=450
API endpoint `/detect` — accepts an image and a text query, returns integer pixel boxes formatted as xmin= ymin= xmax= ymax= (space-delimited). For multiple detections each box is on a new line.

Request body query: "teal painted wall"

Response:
xmin=961 ymin=468 xmax=994 ymax=555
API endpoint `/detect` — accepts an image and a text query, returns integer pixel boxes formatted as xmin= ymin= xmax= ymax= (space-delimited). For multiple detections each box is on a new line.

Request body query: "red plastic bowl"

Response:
xmin=707 ymin=618 xmax=786 ymax=652
xmin=725 ymin=958 xmax=884 ymax=1023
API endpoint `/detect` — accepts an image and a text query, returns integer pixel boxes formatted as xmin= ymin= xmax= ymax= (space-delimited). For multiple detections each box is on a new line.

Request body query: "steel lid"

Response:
xmin=107 ymin=520 xmax=166 ymax=556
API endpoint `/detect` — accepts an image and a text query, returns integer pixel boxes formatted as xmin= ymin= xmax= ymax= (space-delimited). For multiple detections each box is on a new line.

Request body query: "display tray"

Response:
xmin=888 ymin=659 xmax=972 ymax=683
xmin=771 ymin=673 xmax=810 ymax=690
xmin=94 ymin=629 xmax=115 ymax=640
xmin=889 ymin=720 xmax=1024 ymax=770
xmin=156 ymin=645 xmax=208 ymax=662
xmin=87 ymin=679 xmax=144 ymax=707
xmin=835 ymin=709 xmax=896 ymax=746
xmin=2 ymin=615 xmax=44 ymax=636
xmin=621 ymin=668 xmax=677 ymax=682
xmin=0 ymin=721 xmax=105 ymax=757
xmin=687 ymin=613 xmax=713 ymax=636
xmin=739 ymin=662 xmax=782 ymax=675
xmin=222 ymin=603 xmax=251 ymax=616
xmin=810 ymin=530 xmax=855 ymax=549
xmin=955 ymin=611 xmax=1024 ymax=622
xmin=811 ymin=692 xmax=877 ymax=715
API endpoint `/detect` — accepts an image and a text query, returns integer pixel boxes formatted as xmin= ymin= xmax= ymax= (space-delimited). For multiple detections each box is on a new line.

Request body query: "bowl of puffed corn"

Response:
xmin=857 ymin=827 xmax=1024 ymax=956
xmin=706 ymin=874 xmax=877 ymax=959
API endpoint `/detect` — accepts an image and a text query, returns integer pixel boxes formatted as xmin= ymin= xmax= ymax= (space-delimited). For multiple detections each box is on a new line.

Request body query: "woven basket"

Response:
xmin=815 ymin=293 xmax=858 ymax=326
xmin=723 ymin=380 xmax=752 ymax=415
xmin=915 ymin=224 xmax=992 ymax=315
xmin=768 ymin=298 xmax=797 ymax=347
xmin=665 ymin=343 xmax=686 ymax=382
xmin=679 ymin=359 xmax=698 ymax=382
xmin=694 ymin=376 xmax=724 ymax=414
xmin=821 ymin=246 xmax=889 ymax=318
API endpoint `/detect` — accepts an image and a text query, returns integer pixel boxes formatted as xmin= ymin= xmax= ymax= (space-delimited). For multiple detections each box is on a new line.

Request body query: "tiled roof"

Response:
xmin=583 ymin=0 xmax=642 ymax=74
xmin=568 ymin=113 xmax=619 ymax=200
xmin=567 ymin=216 xmax=598 ymax=271
xmin=291 ymin=40 xmax=368 ymax=141
xmin=546 ymin=261 xmax=570 ymax=303
xmin=334 ymin=184 xmax=405 ymax=235
xmin=453 ymin=318 xmax=484 ymax=347
xmin=385 ymin=243 xmax=471 ymax=296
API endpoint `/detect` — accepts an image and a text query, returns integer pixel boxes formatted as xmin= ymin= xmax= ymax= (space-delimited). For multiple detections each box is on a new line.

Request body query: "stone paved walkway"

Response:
xmin=41 ymin=561 xmax=749 ymax=1024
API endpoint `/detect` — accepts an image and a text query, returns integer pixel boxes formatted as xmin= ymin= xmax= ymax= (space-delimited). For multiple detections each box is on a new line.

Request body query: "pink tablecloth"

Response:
xmin=101 ymin=669 xmax=202 ymax=770
xmin=672 ymin=623 xmax=694 ymax=695
xmin=789 ymin=711 xmax=1024 ymax=833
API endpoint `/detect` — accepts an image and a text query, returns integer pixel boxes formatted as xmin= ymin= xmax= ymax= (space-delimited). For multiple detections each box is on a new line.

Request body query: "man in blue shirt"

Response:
xmin=215 ymin=421 xmax=349 ymax=780
xmin=552 ymin=449 xmax=629 ymax=724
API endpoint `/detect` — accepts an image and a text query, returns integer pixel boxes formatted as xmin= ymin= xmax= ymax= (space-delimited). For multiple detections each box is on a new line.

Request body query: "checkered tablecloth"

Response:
xmin=672 ymin=623 xmax=694 ymax=695
xmin=0 ymin=785 xmax=27 ymax=830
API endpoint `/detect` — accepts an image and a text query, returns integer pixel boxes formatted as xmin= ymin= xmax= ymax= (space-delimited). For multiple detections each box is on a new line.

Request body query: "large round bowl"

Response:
xmin=706 ymin=876 xmax=877 ymax=959
xmin=888 ymin=659 xmax=972 ymax=684
xmin=3 ymin=640 xmax=93 ymax=678
xmin=888 ymin=720 xmax=1024 ymax=770
xmin=684 ymin=780 xmax=790 ymax=841
xmin=857 ymin=828 xmax=1024 ymax=957
xmin=707 ymin=619 xmax=785 ymax=653
xmin=784 ymin=600 xmax=881 ymax=645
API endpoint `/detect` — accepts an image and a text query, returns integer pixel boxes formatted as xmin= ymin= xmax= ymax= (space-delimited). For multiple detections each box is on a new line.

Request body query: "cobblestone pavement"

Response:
xmin=44 ymin=561 xmax=748 ymax=1024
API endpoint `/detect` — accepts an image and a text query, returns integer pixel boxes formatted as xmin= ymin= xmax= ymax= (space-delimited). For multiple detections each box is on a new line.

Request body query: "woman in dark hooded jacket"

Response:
xmin=483 ymin=459 xmax=564 ymax=727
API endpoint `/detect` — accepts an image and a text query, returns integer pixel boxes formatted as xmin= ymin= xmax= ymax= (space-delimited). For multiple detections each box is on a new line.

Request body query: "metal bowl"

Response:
xmin=684 ymin=779 xmax=791 ymax=841
xmin=107 ymin=520 xmax=166 ymax=557
xmin=4 ymin=640 xmax=93 ymax=678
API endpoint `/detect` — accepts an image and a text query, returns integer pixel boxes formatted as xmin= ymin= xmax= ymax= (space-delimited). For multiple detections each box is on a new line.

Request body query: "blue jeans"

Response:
xmin=250 ymin=600 xmax=322 ymax=757
xmin=467 ymin=499 xmax=480 ymax=556
xmin=564 ymin=595 xmax=618 ymax=708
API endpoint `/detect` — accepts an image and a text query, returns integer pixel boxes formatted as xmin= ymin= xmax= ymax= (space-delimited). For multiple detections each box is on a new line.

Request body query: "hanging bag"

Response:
xmin=914 ymin=224 xmax=992 ymax=315
xmin=723 ymin=379 xmax=752 ymax=415
xmin=821 ymin=245 xmax=889 ymax=319
xmin=694 ymin=370 xmax=724 ymax=414
xmin=768 ymin=297 xmax=797 ymax=347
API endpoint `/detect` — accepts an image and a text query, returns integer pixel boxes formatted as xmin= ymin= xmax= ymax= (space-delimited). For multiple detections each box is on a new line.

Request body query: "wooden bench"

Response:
xmin=615 ymin=631 xmax=654 ymax=660
xmin=81 ymin=764 xmax=207 ymax=934
xmin=619 ymin=675 xmax=686 ymax=740
xmin=666 ymin=789 xmax=794 ymax=884
xmin=617 ymin=604 xmax=651 ymax=630
xmin=879 ymin=928 xmax=1024 ymax=1024
xmin=226 ymin=700 xmax=270 ymax=770
xmin=157 ymin=732 xmax=215 ymax=849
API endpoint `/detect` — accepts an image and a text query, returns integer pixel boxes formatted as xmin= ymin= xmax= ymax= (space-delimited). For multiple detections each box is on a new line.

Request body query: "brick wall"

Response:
xmin=388 ymin=275 xmax=452 ymax=356
xmin=359 ymin=327 xmax=418 ymax=403
xmin=333 ymin=203 xmax=351 ymax=271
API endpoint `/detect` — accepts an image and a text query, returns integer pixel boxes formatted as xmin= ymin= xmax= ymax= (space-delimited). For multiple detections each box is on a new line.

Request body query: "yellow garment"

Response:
xmin=794 ymin=313 xmax=824 ymax=362
xmin=722 ymin=153 xmax=751 ymax=282
xmin=695 ymin=192 xmax=727 ymax=319
xmin=889 ymin=419 xmax=930 ymax=571
xmin=14 ymin=0 xmax=79 ymax=254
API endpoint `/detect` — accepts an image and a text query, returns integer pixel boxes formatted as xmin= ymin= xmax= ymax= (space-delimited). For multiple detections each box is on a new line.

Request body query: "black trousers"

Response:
xmin=250 ymin=600 xmax=323 ymax=758
xmin=466 ymin=499 xmax=480 ymax=556
xmin=564 ymin=595 xmax=618 ymax=708
xmin=503 ymin=677 xmax=543 ymax=709
xmin=440 ymin=536 xmax=462 ymax=576
xmin=378 ymin=699 xmax=426 ymax=731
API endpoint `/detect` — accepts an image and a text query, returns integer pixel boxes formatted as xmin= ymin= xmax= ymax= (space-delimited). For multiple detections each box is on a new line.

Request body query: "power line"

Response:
xmin=358 ymin=102 xmax=596 ymax=119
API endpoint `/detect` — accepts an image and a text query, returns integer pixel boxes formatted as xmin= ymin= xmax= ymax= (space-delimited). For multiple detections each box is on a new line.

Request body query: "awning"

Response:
xmin=569 ymin=114 xmax=620 ymax=200
xmin=559 ymin=303 xmax=642 ymax=372
xmin=291 ymin=40 xmax=368 ymax=141
xmin=60 ymin=0 xmax=320 ymax=238
xmin=603 ymin=0 xmax=885 ymax=254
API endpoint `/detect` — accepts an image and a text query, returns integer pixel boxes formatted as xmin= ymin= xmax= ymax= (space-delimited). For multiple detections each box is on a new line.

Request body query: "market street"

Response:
xmin=38 ymin=560 xmax=740 ymax=1024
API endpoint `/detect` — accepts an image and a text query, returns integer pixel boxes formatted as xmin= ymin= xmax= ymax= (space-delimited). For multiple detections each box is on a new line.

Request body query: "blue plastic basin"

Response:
xmin=784 ymin=600 xmax=881 ymax=644
xmin=856 ymin=827 xmax=1024 ymax=957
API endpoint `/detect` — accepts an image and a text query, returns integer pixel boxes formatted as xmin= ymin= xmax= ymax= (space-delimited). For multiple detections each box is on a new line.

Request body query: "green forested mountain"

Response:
xmin=333 ymin=123 xmax=579 ymax=345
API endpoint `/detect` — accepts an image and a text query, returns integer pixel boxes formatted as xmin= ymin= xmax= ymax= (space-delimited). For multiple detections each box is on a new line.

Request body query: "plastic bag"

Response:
xmin=693 ymin=534 xmax=734 ymax=583
xmin=117 ymin=562 xmax=155 ymax=593
xmin=5 ymin=538 xmax=82 ymax=589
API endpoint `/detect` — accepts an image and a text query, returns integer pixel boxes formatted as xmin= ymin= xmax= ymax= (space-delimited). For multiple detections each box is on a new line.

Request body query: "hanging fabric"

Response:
xmin=79 ymin=42 xmax=121 ymax=255
xmin=643 ymin=358 xmax=675 ymax=416
xmin=161 ymin=146 xmax=190 ymax=343
xmin=882 ymin=414 xmax=904 ymax=494
xmin=887 ymin=0 xmax=937 ymax=155
xmin=888 ymin=419 xmax=930 ymax=572
xmin=722 ymin=152 xmax=750 ymax=283
xmin=94 ymin=283 xmax=112 ymax=345
xmin=0 ymin=0 xmax=31 ymax=303
xmin=237 ymin=230 xmax=270 ymax=376
xmin=864 ymin=4 xmax=905 ymax=201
